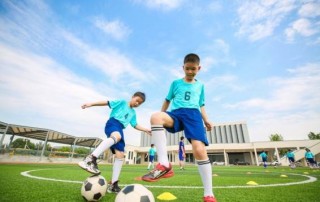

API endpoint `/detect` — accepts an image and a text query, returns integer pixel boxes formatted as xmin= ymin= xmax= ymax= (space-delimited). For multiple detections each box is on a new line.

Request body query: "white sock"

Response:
xmin=152 ymin=125 xmax=169 ymax=167
xmin=197 ymin=159 xmax=214 ymax=197
xmin=112 ymin=158 xmax=123 ymax=183
xmin=148 ymin=162 xmax=152 ymax=169
xmin=92 ymin=137 xmax=116 ymax=157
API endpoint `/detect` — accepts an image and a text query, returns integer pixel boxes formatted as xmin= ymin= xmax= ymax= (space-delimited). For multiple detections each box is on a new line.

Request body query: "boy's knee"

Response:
xmin=150 ymin=112 xmax=163 ymax=124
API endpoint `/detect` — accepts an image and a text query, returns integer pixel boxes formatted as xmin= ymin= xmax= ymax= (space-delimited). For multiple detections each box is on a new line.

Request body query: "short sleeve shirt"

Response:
xmin=108 ymin=100 xmax=137 ymax=128
xmin=166 ymin=78 xmax=205 ymax=111
xmin=179 ymin=141 xmax=184 ymax=153
xmin=149 ymin=148 xmax=156 ymax=156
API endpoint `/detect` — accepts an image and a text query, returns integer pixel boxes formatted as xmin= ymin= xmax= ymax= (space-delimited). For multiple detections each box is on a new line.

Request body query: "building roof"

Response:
xmin=0 ymin=121 xmax=102 ymax=148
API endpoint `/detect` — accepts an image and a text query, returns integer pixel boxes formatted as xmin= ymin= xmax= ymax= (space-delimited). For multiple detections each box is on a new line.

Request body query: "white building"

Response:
xmin=123 ymin=121 xmax=320 ymax=167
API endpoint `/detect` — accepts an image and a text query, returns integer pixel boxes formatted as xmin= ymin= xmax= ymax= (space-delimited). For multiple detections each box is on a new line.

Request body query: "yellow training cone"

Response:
xmin=280 ymin=175 xmax=288 ymax=177
xmin=213 ymin=174 xmax=219 ymax=177
xmin=157 ymin=192 xmax=177 ymax=201
xmin=304 ymin=172 xmax=309 ymax=174
xmin=246 ymin=181 xmax=258 ymax=185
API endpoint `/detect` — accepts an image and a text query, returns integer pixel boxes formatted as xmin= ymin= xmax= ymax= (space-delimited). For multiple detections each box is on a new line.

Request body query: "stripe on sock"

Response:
xmin=151 ymin=126 xmax=164 ymax=131
xmin=197 ymin=159 xmax=211 ymax=165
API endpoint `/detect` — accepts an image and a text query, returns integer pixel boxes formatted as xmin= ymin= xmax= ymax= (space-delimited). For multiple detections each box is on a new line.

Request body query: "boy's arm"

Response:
xmin=82 ymin=101 xmax=108 ymax=109
xmin=200 ymin=106 xmax=212 ymax=131
xmin=161 ymin=99 xmax=170 ymax=112
xmin=134 ymin=124 xmax=151 ymax=135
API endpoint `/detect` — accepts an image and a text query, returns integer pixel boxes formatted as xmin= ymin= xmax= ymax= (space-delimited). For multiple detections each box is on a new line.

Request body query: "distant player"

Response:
xmin=78 ymin=92 xmax=151 ymax=193
xmin=259 ymin=150 xmax=268 ymax=168
xmin=146 ymin=144 xmax=156 ymax=170
xmin=286 ymin=149 xmax=295 ymax=169
xmin=179 ymin=136 xmax=186 ymax=170
xmin=305 ymin=148 xmax=317 ymax=168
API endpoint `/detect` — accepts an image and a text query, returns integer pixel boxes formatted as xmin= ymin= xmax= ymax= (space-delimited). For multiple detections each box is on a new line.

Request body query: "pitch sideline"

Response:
xmin=21 ymin=169 xmax=317 ymax=189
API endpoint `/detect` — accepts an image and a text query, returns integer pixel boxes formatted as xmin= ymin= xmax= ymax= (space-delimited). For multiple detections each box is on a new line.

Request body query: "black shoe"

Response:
xmin=107 ymin=180 xmax=121 ymax=193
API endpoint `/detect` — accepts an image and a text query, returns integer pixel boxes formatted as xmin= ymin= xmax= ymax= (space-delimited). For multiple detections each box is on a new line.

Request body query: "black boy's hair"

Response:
xmin=184 ymin=53 xmax=200 ymax=64
xmin=180 ymin=136 xmax=185 ymax=140
xmin=133 ymin=91 xmax=146 ymax=102
xmin=151 ymin=144 xmax=154 ymax=147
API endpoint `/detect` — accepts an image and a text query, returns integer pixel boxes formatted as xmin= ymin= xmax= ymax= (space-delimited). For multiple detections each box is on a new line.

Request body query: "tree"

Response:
xmin=57 ymin=146 xmax=71 ymax=152
xmin=12 ymin=138 xmax=35 ymax=149
xmin=269 ymin=133 xmax=285 ymax=157
xmin=35 ymin=142 xmax=52 ymax=151
xmin=75 ymin=147 xmax=90 ymax=154
xmin=269 ymin=133 xmax=283 ymax=141
xmin=308 ymin=132 xmax=320 ymax=140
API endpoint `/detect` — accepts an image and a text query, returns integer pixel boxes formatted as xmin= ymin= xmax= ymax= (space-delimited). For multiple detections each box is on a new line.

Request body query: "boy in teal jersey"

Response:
xmin=141 ymin=53 xmax=216 ymax=202
xmin=146 ymin=144 xmax=156 ymax=170
xmin=78 ymin=92 xmax=151 ymax=193
xmin=259 ymin=151 xmax=268 ymax=168
xmin=305 ymin=148 xmax=317 ymax=168
xmin=286 ymin=149 xmax=295 ymax=168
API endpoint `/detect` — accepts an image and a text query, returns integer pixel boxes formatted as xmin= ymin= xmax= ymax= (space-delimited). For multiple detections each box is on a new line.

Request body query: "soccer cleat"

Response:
xmin=203 ymin=196 xmax=217 ymax=202
xmin=78 ymin=155 xmax=101 ymax=175
xmin=107 ymin=180 xmax=121 ymax=193
xmin=142 ymin=163 xmax=174 ymax=182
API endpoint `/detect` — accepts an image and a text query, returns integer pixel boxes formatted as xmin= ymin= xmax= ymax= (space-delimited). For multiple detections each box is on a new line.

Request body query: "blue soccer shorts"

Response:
xmin=105 ymin=117 xmax=125 ymax=154
xmin=165 ymin=108 xmax=209 ymax=146
xmin=179 ymin=152 xmax=184 ymax=161
xmin=149 ymin=155 xmax=154 ymax=162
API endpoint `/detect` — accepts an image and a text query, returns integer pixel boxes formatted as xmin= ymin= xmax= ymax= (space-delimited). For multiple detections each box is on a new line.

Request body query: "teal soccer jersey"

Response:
xmin=108 ymin=100 xmax=137 ymax=128
xmin=166 ymin=78 xmax=205 ymax=110
xmin=149 ymin=148 xmax=156 ymax=156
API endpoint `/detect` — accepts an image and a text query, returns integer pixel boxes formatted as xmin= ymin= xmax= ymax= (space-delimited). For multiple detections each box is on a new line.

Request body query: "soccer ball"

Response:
xmin=115 ymin=184 xmax=155 ymax=202
xmin=81 ymin=175 xmax=107 ymax=201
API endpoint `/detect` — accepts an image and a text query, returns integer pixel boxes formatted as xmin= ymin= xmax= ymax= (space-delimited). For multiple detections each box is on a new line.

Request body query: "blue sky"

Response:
xmin=0 ymin=0 xmax=319 ymax=146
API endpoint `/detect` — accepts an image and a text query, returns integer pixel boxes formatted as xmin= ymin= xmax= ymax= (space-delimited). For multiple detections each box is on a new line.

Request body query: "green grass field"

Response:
xmin=0 ymin=163 xmax=319 ymax=202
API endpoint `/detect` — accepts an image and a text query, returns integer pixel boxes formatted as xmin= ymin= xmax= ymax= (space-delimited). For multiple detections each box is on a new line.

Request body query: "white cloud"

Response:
xmin=94 ymin=19 xmax=131 ymax=40
xmin=298 ymin=1 xmax=320 ymax=18
xmin=0 ymin=44 xmax=152 ymax=145
xmin=224 ymin=63 xmax=320 ymax=141
xmin=0 ymin=44 xmax=111 ymax=137
xmin=133 ymin=0 xmax=182 ymax=10
xmin=226 ymin=63 xmax=320 ymax=112
xmin=285 ymin=18 xmax=319 ymax=42
xmin=236 ymin=0 xmax=296 ymax=41
xmin=201 ymin=39 xmax=235 ymax=70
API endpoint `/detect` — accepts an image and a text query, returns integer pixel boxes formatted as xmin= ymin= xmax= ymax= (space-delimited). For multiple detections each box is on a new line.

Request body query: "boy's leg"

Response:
xmin=78 ymin=132 xmax=119 ymax=175
xmin=192 ymin=140 xmax=214 ymax=199
xmin=142 ymin=112 xmax=174 ymax=182
xmin=107 ymin=151 xmax=123 ymax=193
xmin=92 ymin=136 xmax=118 ymax=157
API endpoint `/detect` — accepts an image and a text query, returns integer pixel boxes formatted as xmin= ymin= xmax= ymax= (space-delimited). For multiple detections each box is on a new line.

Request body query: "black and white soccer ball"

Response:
xmin=81 ymin=175 xmax=107 ymax=201
xmin=115 ymin=184 xmax=155 ymax=202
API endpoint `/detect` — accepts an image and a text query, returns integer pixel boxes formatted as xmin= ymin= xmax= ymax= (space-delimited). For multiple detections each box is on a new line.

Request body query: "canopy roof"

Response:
xmin=0 ymin=121 xmax=102 ymax=148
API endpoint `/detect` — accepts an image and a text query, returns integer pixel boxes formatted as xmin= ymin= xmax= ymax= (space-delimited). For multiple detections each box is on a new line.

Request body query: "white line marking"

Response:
xmin=21 ymin=169 xmax=317 ymax=189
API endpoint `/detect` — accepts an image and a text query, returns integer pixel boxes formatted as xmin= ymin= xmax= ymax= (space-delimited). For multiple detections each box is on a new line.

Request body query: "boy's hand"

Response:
xmin=81 ymin=103 xmax=91 ymax=109
xmin=145 ymin=129 xmax=152 ymax=136
xmin=204 ymin=121 xmax=213 ymax=131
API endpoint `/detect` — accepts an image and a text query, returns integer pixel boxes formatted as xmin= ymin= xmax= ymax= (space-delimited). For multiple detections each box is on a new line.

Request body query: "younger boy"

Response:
xmin=141 ymin=53 xmax=217 ymax=202
xmin=78 ymin=92 xmax=151 ymax=193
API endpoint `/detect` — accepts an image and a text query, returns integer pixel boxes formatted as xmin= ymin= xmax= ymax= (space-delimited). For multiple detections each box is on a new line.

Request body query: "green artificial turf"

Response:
xmin=0 ymin=163 xmax=319 ymax=202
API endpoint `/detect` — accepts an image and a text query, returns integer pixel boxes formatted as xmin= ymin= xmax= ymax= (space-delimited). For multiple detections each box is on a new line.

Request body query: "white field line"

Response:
xmin=21 ymin=169 xmax=317 ymax=189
